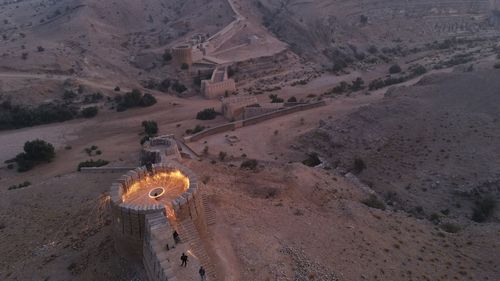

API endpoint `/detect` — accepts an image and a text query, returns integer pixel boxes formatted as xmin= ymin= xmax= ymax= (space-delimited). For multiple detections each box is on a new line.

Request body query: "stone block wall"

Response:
xmin=110 ymin=168 xmax=166 ymax=259
xmin=201 ymin=79 xmax=236 ymax=99
xmin=143 ymin=213 xmax=178 ymax=281
xmin=171 ymin=45 xmax=193 ymax=66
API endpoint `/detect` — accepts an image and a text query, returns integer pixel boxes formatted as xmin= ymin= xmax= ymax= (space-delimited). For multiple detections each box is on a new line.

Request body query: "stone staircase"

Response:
xmin=178 ymin=220 xmax=218 ymax=281
xmin=202 ymin=195 xmax=216 ymax=226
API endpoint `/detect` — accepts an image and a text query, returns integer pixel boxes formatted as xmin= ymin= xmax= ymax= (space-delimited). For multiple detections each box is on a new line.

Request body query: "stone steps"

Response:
xmin=202 ymin=195 xmax=216 ymax=226
xmin=178 ymin=220 xmax=218 ymax=281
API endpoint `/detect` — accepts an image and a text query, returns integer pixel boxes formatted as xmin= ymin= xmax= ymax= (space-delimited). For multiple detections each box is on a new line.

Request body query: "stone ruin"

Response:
xmin=141 ymin=135 xmax=181 ymax=165
xmin=201 ymin=66 xmax=236 ymax=99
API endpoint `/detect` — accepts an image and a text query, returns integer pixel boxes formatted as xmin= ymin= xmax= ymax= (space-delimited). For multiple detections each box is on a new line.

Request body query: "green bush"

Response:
xmin=196 ymin=108 xmax=217 ymax=120
xmin=163 ymin=50 xmax=172 ymax=62
xmin=441 ymin=223 xmax=461 ymax=233
xmin=77 ymin=159 xmax=110 ymax=171
xmin=361 ymin=195 xmax=386 ymax=210
xmin=218 ymin=151 xmax=227 ymax=161
xmin=81 ymin=106 xmax=98 ymax=118
xmin=185 ymin=125 xmax=205 ymax=135
xmin=172 ymin=81 xmax=187 ymax=93
xmin=287 ymin=96 xmax=297 ymax=103
xmin=367 ymin=45 xmax=378 ymax=54
xmin=140 ymin=93 xmax=157 ymax=107
xmin=472 ymin=197 xmax=497 ymax=223
xmin=302 ymin=153 xmax=321 ymax=167
xmin=389 ymin=64 xmax=402 ymax=74
xmin=24 ymin=139 xmax=55 ymax=162
xmin=181 ymin=63 xmax=189 ymax=70
xmin=269 ymin=94 xmax=284 ymax=103
xmin=0 ymin=102 xmax=79 ymax=130
xmin=8 ymin=181 xmax=31 ymax=190
xmin=353 ymin=157 xmax=366 ymax=174
xmin=13 ymin=139 xmax=55 ymax=172
xmin=240 ymin=159 xmax=258 ymax=170
xmin=142 ymin=120 xmax=158 ymax=136
xmin=116 ymin=90 xmax=156 ymax=111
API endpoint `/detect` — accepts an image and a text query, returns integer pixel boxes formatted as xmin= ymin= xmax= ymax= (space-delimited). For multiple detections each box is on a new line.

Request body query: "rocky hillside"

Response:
xmin=301 ymin=70 xmax=500 ymax=222
xmin=254 ymin=0 xmax=500 ymax=62
xmin=0 ymin=0 xmax=233 ymax=78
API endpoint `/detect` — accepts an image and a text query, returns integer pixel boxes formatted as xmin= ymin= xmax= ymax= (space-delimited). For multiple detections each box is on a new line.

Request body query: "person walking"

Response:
xmin=180 ymin=253 xmax=188 ymax=267
xmin=173 ymin=230 xmax=180 ymax=244
xmin=199 ymin=266 xmax=206 ymax=281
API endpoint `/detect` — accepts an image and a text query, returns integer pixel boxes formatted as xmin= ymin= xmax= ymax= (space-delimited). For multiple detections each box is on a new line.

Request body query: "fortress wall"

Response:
xmin=205 ymin=19 xmax=245 ymax=53
xmin=171 ymin=46 xmax=193 ymax=66
xmin=242 ymin=101 xmax=326 ymax=126
xmin=243 ymin=106 xmax=280 ymax=119
xmin=202 ymin=79 xmax=236 ymax=99
xmin=110 ymin=168 xmax=168 ymax=260
xmin=184 ymin=123 xmax=236 ymax=142
xmin=184 ymin=101 xmax=327 ymax=142
xmin=170 ymin=167 xmax=207 ymax=234
xmin=143 ymin=213 xmax=177 ymax=281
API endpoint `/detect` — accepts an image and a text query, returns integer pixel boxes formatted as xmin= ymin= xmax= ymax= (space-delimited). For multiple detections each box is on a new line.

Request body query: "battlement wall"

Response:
xmin=143 ymin=213 xmax=177 ymax=281
xmin=110 ymin=162 xmax=202 ymax=260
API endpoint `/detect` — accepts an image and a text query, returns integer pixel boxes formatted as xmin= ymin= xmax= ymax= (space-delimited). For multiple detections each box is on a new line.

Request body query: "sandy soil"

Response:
xmin=1 ymin=1 xmax=500 ymax=281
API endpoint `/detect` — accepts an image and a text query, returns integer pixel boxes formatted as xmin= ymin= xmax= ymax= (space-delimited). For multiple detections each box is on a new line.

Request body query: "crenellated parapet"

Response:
xmin=109 ymin=162 xmax=205 ymax=260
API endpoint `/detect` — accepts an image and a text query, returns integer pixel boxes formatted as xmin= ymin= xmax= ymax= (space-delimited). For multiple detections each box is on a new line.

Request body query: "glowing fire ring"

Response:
xmin=148 ymin=187 xmax=165 ymax=199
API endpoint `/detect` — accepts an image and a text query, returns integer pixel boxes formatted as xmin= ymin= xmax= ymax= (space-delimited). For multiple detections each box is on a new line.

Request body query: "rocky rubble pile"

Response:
xmin=281 ymin=247 xmax=339 ymax=281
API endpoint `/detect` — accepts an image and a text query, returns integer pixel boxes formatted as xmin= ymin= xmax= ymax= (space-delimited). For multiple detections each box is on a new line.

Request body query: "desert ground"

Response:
xmin=1 ymin=0 xmax=500 ymax=281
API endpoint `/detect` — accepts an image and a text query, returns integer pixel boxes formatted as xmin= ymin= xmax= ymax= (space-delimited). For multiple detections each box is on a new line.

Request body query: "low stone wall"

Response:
xmin=80 ymin=167 xmax=136 ymax=173
xmin=243 ymin=106 xmax=280 ymax=119
xmin=184 ymin=101 xmax=326 ymax=142
xmin=184 ymin=123 xmax=236 ymax=142
xmin=243 ymin=101 xmax=326 ymax=126
xmin=143 ymin=213 xmax=178 ymax=281
xmin=110 ymin=167 xmax=166 ymax=259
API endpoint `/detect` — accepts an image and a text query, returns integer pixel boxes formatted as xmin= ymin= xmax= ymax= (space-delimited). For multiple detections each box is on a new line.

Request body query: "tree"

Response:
xmin=472 ymin=197 xmax=497 ymax=223
xmin=81 ymin=106 xmax=98 ymax=118
xmin=389 ymin=64 xmax=402 ymax=74
xmin=121 ymin=89 xmax=142 ymax=107
xmin=163 ymin=50 xmax=172 ymax=62
xmin=353 ymin=157 xmax=366 ymax=174
xmin=140 ymin=93 xmax=157 ymax=107
xmin=269 ymin=94 xmax=284 ymax=103
xmin=196 ymin=108 xmax=217 ymax=120
xmin=360 ymin=15 xmax=368 ymax=25
xmin=23 ymin=139 xmax=55 ymax=162
xmin=350 ymin=77 xmax=365 ymax=91
xmin=172 ymin=81 xmax=187 ymax=93
xmin=367 ymin=45 xmax=378 ymax=54
xmin=240 ymin=159 xmax=258 ymax=170
xmin=14 ymin=139 xmax=55 ymax=172
xmin=287 ymin=96 xmax=297 ymax=103
xmin=142 ymin=120 xmax=158 ymax=136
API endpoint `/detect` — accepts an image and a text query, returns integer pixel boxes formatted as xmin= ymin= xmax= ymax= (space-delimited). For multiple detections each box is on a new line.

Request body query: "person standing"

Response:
xmin=180 ymin=253 xmax=188 ymax=267
xmin=199 ymin=266 xmax=206 ymax=281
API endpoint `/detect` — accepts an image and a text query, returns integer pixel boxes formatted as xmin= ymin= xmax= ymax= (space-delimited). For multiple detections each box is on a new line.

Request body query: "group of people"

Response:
xmin=180 ymin=252 xmax=206 ymax=280
xmin=174 ymin=231 xmax=206 ymax=280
